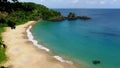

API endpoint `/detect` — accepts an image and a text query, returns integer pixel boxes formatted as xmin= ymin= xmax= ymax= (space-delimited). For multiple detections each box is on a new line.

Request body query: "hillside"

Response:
xmin=0 ymin=2 xmax=62 ymax=26
xmin=0 ymin=2 xmax=62 ymax=63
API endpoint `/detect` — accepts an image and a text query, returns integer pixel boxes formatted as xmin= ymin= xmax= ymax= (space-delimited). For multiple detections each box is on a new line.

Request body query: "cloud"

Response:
xmin=86 ymin=0 xmax=97 ymax=4
xmin=21 ymin=0 xmax=120 ymax=8
xmin=41 ymin=0 xmax=43 ymax=2
xmin=113 ymin=0 xmax=117 ymax=2
xmin=112 ymin=0 xmax=118 ymax=2
xmin=100 ymin=1 xmax=106 ymax=4
xmin=72 ymin=0 xmax=79 ymax=3
xmin=86 ymin=0 xmax=105 ymax=5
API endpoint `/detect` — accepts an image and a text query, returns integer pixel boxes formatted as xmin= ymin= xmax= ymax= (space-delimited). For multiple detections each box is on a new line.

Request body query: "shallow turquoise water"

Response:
xmin=31 ymin=9 xmax=120 ymax=68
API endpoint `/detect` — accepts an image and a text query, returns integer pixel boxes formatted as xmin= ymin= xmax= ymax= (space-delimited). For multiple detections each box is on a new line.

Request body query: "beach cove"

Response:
xmin=31 ymin=9 xmax=120 ymax=68
xmin=1 ymin=21 xmax=78 ymax=68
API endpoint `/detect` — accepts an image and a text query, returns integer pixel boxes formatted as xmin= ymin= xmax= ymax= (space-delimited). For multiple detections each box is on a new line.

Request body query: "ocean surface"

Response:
xmin=31 ymin=9 xmax=120 ymax=68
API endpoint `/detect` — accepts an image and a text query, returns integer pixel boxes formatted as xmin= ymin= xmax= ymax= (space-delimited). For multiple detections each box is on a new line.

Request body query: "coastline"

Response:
xmin=1 ymin=21 xmax=78 ymax=68
xmin=26 ymin=25 xmax=73 ymax=64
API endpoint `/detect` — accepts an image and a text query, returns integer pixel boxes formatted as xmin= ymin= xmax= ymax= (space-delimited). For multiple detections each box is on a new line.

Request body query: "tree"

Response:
xmin=0 ymin=0 xmax=19 ymax=3
xmin=67 ymin=12 xmax=77 ymax=20
xmin=0 ymin=18 xmax=6 ymax=24
xmin=12 ymin=0 xmax=18 ymax=3
xmin=0 ymin=0 xmax=8 ymax=3
xmin=7 ymin=20 xmax=16 ymax=29
xmin=68 ymin=12 xmax=76 ymax=18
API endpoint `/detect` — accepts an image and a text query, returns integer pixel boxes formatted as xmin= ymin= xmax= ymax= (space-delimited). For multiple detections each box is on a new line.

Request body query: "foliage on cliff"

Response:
xmin=0 ymin=1 xmax=62 ymax=63
xmin=0 ymin=2 xmax=62 ymax=26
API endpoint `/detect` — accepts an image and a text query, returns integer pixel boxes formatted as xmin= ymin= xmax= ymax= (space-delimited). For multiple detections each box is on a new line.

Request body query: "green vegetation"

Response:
xmin=0 ymin=45 xmax=7 ymax=63
xmin=68 ymin=12 xmax=76 ymax=18
xmin=67 ymin=12 xmax=77 ymax=20
xmin=79 ymin=16 xmax=91 ymax=20
xmin=0 ymin=2 xmax=62 ymax=26
xmin=67 ymin=12 xmax=91 ymax=20
xmin=0 ymin=1 xmax=62 ymax=63
xmin=0 ymin=27 xmax=7 ymax=63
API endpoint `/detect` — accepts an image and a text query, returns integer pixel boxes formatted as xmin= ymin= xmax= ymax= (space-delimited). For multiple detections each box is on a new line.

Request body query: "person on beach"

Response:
xmin=0 ymin=41 xmax=6 ymax=48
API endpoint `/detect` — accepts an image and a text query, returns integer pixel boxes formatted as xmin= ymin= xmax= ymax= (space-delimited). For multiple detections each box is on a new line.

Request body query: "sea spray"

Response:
xmin=26 ymin=25 xmax=73 ymax=64
xmin=26 ymin=26 xmax=50 ymax=52
xmin=54 ymin=56 xmax=73 ymax=64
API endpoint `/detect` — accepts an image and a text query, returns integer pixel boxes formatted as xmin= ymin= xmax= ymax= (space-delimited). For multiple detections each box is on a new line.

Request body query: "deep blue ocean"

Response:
xmin=31 ymin=9 xmax=120 ymax=68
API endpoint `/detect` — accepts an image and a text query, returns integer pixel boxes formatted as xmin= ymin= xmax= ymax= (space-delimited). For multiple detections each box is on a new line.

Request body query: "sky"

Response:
xmin=19 ymin=0 xmax=120 ymax=8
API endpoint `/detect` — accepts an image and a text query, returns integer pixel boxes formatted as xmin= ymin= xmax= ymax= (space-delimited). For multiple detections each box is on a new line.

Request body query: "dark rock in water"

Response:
xmin=92 ymin=60 xmax=101 ymax=65
xmin=78 ymin=16 xmax=91 ymax=20
xmin=48 ymin=16 xmax=65 ymax=21
xmin=49 ymin=12 xmax=91 ymax=22
xmin=67 ymin=12 xmax=78 ymax=20
xmin=67 ymin=12 xmax=91 ymax=20
xmin=67 ymin=17 xmax=78 ymax=20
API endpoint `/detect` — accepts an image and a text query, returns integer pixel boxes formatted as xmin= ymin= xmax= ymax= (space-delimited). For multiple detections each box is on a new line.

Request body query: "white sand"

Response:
xmin=1 ymin=21 xmax=78 ymax=68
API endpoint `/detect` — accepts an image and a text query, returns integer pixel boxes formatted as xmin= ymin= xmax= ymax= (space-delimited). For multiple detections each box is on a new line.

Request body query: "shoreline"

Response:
xmin=1 ymin=21 xmax=79 ymax=68
xmin=26 ymin=25 xmax=73 ymax=64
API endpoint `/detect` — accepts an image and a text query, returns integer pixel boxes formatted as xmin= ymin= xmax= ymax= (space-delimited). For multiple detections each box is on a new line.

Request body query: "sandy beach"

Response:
xmin=1 ymin=21 xmax=78 ymax=68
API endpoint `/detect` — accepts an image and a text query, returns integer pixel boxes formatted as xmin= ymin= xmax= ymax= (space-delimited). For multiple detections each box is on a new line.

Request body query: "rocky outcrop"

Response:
xmin=48 ymin=16 xmax=65 ymax=21
xmin=78 ymin=16 xmax=91 ymax=20
xmin=67 ymin=12 xmax=78 ymax=20
xmin=49 ymin=12 xmax=91 ymax=21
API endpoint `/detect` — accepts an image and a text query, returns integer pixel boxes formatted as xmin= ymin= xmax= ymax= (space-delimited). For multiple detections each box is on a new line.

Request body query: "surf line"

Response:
xmin=26 ymin=25 xmax=73 ymax=64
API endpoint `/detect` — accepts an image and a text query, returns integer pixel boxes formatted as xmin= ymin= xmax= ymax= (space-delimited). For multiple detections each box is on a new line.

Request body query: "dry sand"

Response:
xmin=1 ymin=21 xmax=78 ymax=68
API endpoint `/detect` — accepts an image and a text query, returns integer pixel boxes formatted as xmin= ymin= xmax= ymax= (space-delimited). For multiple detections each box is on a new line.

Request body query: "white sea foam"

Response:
xmin=26 ymin=25 xmax=73 ymax=64
xmin=26 ymin=26 xmax=50 ymax=52
xmin=54 ymin=56 xmax=73 ymax=64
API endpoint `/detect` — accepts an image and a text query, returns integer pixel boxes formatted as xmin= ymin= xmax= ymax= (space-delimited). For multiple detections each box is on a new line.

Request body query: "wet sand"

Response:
xmin=2 ymin=21 xmax=78 ymax=68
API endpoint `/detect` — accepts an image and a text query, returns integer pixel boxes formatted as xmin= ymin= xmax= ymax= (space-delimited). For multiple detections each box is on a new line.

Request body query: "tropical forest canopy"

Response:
xmin=0 ymin=0 xmax=62 ymax=27
xmin=0 ymin=0 xmax=63 ymax=63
